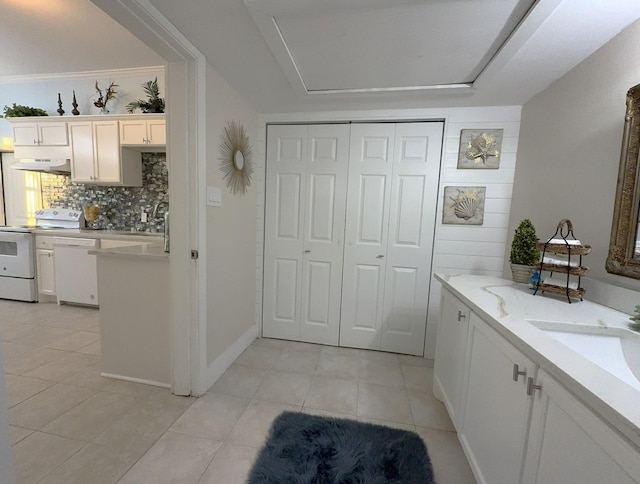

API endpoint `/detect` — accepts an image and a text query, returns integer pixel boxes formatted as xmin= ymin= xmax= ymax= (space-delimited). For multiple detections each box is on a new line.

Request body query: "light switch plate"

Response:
xmin=207 ymin=186 xmax=222 ymax=207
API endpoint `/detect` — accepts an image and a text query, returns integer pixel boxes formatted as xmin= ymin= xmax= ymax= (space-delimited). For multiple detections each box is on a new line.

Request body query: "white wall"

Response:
xmin=508 ymin=18 xmax=640 ymax=294
xmin=204 ymin=65 xmax=259 ymax=374
xmin=257 ymin=106 xmax=521 ymax=359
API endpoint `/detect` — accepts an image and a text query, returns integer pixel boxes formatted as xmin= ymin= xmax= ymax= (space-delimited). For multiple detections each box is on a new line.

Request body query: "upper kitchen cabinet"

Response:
xmin=68 ymin=120 xmax=142 ymax=186
xmin=119 ymin=115 xmax=166 ymax=150
xmin=7 ymin=117 xmax=71 ymax=161
xmin=10 ymin=118 xmax=68 ymax=147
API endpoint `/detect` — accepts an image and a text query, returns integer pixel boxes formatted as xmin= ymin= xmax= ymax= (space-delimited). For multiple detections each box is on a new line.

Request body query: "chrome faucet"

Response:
xmin=152 ymin=201 xmax=170 ymax=253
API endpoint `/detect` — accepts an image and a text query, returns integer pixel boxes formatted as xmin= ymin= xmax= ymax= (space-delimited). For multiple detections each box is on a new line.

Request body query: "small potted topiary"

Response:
xmin=509 ymin=219 xmax=540 ymax=283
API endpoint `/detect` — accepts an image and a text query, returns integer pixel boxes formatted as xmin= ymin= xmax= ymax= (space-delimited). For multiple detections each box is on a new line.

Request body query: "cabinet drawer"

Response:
xmin=35 ymin=236 xmax=55 ymax=250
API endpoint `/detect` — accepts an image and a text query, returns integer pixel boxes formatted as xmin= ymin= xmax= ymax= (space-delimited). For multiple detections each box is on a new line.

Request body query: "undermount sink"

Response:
xmin=528 ymin=320 xmax=640 ymax=391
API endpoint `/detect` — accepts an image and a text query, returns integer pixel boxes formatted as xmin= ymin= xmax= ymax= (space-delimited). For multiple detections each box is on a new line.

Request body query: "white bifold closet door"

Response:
xmin=263 ymin=124 xmax=349 ymax=345
xmin=339 ymin=122 xmax=443 ymax=355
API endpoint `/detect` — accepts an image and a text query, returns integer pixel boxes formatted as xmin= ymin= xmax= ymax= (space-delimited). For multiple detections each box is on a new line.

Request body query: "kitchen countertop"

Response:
xmin=33 ymin=228 xmax=164 ymax=242
xmin=89 ymin=243 xmax=169 ymax=260
xmin=435 ymin=273 xmax=640 ymax=448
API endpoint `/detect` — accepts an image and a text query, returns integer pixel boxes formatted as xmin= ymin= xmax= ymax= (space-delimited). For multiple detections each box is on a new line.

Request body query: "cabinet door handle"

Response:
xmin=512 ymin=364 xmax=526 ymax=382
xmin=376 ymin=254 xmax=385 ymax=259
xmin=527 ymin=376 xmax=542 ymax=396
xmin=457 ymin=310 xmax=466 ymax=321
xmin=303 ymin=250 xmax=311 ymax=253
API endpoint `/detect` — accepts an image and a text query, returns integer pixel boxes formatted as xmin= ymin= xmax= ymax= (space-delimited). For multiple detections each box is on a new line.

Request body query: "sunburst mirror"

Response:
xmin=219 ymin=121 xmax=254 ymax=196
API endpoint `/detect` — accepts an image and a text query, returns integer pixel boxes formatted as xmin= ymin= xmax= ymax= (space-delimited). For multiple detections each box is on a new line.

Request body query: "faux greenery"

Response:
xmin=629 ymin=305 xmax=640 ymax=332
xmin=510 ymin=219 xmax=540 ymax=266
xmin=1 ymin=103 xmax=48 ymax=117
xmin=126 ymin=77 xmax=165 ymax=114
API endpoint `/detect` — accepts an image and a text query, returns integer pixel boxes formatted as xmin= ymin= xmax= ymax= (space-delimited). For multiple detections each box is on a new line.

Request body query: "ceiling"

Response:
xmin=2 ymin=0 xmax=640 ymax=113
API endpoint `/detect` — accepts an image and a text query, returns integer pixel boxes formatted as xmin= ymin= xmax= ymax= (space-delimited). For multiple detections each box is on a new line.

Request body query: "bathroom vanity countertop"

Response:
xmin=89 ymin=242 xmax=169 ymax=260
xmin=435 ymin=273 xmax=640 ymax=447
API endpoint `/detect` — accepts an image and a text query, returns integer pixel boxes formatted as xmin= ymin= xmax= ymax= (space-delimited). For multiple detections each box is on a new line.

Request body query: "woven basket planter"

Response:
xmin=511 ymin=263 xmax=536 ymax=283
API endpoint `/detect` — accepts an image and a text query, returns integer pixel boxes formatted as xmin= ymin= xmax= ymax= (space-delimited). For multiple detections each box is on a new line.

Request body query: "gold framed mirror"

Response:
xmin=606 ymin=83 xmax=640 ymax=278
xmin=219 ymin=121 xmax=254 ymax=196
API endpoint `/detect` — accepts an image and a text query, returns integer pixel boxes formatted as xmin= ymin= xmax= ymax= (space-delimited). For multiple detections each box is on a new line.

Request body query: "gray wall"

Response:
xmin=507 ymin=18 xmax=640 ymax=291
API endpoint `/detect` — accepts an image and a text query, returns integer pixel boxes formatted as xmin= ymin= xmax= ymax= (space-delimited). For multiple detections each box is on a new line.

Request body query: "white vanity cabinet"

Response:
xmin=119 ymin=117 xmax=166 ymax=148
xmin=11 ymin=120 xmax=68 ymax=147
xmin=522 ymin=369 xmax=640 ymax=484
xmin=68 ymin=120 xmax=142 ymax=186
xmin=459 ymin=312 xmax=536 ymax=484
xmin=35 ymin=236 xmax=55 ymax=297
xmin=433 ymin=288 xmax=471 ymax=429
xmin=434 ymin=284 xmax=640 ymax=484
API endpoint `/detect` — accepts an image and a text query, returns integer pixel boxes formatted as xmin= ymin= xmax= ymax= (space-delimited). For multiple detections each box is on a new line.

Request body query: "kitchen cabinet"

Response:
xmin=35 ymin=236 xmax=55 ymax=297
xmin=459 ymin=312 xmax=536 ymax=484
xmin=119 ymin=116 xmax=166 ymax=148
xmin=11 ymin=120 xmax=68 ymax=147
xmin=68 ymin=120 xmax=142 ymax=186
xmin=522 ymin=369 xmax=640 ymax=484
xmin=433 ymin=288 xmax=470 ymax=430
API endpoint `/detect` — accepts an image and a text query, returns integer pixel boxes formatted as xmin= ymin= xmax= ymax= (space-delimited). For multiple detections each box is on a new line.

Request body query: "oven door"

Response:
xmin=0 ymin=231 xmax=35 ymax=278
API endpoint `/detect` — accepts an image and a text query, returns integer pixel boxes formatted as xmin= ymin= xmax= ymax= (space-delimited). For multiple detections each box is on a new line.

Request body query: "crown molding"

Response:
xmin=0 ymin=65 xmax=165 ymax=85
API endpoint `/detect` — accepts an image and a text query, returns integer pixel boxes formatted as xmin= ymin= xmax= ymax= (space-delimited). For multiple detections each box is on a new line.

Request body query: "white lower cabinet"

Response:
xmin=434 ymin=287 xmax=640 ymax=484
xmin=35 ymin=236 xmax=56 ymax=297
xmin=433 ymin=289 xmax=470 ymax=429
xmin=36 ymin=249 xmax=55 ymax=296
xmin=459 ymin=312 xmax=536 ymax=484
xmin=522 ymin=369 xmax=640 ymax=484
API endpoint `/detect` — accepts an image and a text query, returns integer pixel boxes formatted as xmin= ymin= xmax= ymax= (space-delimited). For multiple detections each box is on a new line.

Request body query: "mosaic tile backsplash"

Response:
xmin=40 ymin=153 xmax=168 ymax=232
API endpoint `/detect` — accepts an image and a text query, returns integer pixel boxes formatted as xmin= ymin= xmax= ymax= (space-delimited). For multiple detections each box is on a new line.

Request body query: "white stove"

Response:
xmin=0 ymin=207 xmax=84 ymax=301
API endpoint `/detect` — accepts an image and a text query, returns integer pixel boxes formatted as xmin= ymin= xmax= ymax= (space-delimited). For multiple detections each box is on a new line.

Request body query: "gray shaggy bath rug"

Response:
xmin=247 ymin=411 xmax=434 ymax=483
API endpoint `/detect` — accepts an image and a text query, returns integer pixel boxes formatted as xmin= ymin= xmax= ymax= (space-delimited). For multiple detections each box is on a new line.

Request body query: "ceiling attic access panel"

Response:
xmin=244 ymin=0 xmax=536 ymax=94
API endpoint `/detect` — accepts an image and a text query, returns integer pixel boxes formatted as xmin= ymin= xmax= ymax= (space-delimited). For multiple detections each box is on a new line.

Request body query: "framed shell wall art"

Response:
xmin=457 ymin=129 xmax=503 ymax=169
xmin=443 ymin=186 xmax=486 ymax=225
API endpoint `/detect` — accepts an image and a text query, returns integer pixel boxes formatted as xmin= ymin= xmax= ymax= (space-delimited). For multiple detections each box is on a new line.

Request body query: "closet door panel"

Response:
xmin=263 ymin=125 xmax=308 ymax=340
xmin=340 ymin=124 xmax=395 ymax=350
xmin=300 ymin=125 xmax=349 ymax=345
xmin=380 ymin=122 xmax=443 ymax=355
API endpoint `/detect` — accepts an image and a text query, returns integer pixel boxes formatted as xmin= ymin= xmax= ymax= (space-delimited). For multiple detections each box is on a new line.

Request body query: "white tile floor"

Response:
xmin=1 ymin=299 xmax=476 ymax=483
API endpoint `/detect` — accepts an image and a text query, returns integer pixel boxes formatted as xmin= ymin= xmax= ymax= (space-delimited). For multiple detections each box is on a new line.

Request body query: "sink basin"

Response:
xmin=528 ymin=320 xmax=640 ymax=390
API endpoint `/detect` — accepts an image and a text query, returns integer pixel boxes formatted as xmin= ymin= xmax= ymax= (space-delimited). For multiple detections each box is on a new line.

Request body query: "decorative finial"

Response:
xmin=57 ymin=93 xmax=64 ymax=116
xmin=71 ymin=90 xmax=79 ymax=115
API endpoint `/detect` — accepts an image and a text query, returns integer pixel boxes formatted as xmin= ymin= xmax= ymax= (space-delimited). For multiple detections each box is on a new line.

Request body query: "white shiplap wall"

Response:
xmin=255 ymin=105 xmax=521 ymax=359
xmin=426 ymin=111 xmax=520 ymax=357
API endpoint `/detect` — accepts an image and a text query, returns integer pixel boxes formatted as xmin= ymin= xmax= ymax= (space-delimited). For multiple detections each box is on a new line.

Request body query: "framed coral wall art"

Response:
xmin=457 ymin=129 xmax=503 ymax=169
xmin=443 ymin=186 xmax=486 ymax=225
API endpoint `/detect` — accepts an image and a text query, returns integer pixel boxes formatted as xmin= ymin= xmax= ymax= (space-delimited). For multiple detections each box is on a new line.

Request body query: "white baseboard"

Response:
xmin=100 ymin=372 xmax=171 ymax=389
xmin=198 ymin=324 xmax=258 ymax=396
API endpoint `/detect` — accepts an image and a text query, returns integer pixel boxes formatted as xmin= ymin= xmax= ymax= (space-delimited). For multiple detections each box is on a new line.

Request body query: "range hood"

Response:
xmin=12 ymin=158 xmax=71 ymax=174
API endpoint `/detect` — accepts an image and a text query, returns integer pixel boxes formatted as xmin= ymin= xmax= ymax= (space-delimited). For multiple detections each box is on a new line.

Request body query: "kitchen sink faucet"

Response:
xmin=153 ymin=201 xmax=170 ymax=253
